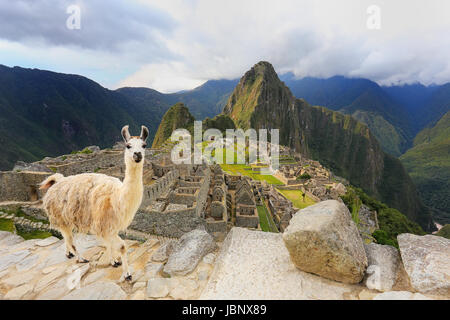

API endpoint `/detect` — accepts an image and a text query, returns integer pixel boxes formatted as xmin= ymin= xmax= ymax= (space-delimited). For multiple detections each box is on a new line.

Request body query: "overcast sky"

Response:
xmin=0 ymin=0 xmax=449 ymax=92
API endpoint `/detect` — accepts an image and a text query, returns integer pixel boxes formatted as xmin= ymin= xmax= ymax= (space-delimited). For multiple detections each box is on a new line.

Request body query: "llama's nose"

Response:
xmin=133 ymin=152 xmax=142 ymax=163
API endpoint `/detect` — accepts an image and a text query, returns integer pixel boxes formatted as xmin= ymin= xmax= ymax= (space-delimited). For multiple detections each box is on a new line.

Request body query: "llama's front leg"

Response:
xmin=103 ymin=236 xmax=122 ymax=267
xmin=60 ymin=227 xmax=88 ymax=263
xmin=114 ymin=235 xmax=131 ymax=281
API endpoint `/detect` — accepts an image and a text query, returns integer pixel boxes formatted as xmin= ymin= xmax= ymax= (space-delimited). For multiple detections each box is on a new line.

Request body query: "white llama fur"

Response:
xmin=40 ymin=125 xmax=149 ymax=281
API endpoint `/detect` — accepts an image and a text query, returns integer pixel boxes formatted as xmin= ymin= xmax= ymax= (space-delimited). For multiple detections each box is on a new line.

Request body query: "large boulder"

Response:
xmin=282 ymin=200 xmax=367 ymax=284
xmin=364 ymin=243 xmax=400 ymax=292
xmin=163 ymin=229 xmax=216 ymax=277
xmin=397 ymin=233 xmax=450 ymax=296
xmin=200 ymin=227 xmax=363 ymax=300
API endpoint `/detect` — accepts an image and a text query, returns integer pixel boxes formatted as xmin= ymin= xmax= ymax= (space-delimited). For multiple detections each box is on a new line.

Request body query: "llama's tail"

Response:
xmin=39 ymin=173 xmax=64 ymax=190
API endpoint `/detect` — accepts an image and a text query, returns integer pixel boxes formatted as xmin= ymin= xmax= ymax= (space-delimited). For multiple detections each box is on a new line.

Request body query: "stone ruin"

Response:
xmin=266 ymin=186 xmax=296 ymax=232
xmin=234 ymin=178 xmax=259 ymax=229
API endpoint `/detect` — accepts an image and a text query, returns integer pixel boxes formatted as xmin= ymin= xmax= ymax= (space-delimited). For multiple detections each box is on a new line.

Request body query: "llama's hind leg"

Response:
xmin=60 ymin=227 xmax=76 ymax=259
xmin=60 ymin=227 xmax=88 ymax=263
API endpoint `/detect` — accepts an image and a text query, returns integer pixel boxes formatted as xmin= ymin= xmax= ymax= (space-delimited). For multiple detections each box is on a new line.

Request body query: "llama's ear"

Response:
xmin=140 ymin=125 xmax=149 ymax=142
xmin=121 ymin=125 xmax=131 ymax=142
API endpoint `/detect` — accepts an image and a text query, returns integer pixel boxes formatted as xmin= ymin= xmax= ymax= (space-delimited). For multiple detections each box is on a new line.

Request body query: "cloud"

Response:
xmin=1 ymin=0 xmax=450 ymax=91
xmin=0 ymin=0 xmax=174 ymax=52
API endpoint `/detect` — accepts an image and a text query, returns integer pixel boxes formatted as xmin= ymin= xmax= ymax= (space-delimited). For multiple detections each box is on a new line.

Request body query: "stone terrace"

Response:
xmin=0 ymin=231 xmax=217 ymax=300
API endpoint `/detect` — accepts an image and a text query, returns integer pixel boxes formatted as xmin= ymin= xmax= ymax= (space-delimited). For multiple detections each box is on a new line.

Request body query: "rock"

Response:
xmin=201 ymin=227 xmax=363 ymax=300
xmin=133 ymin=281 xmax=147 ymax=290
xmin=202 ymin=253 xmax=216 ymax=265
xmin=141 ymin=263 xmax=163 ymax=281
xmin=151 ymin=240 xmax=177 ymax=262
xmin=83 ymin=269 xmax=107 ymax=286
xmin=373 ymin=291 xmax=432 ymax=300
xmin=13 ymin=161 xmax=52 ymax=173
xmin=358 ymin=289 xmax=378 ymax=300
xmin=41 ymin=243 xmax=69 ymax=267
xmin=4 ymin=284 xmax=34 ymax=300
xmin=146 ymin=278 xmax=170 ymax=298
xmin=1 ymin=271 xmax=36 ymax=287
xmin=282 ymin=200 xmax=367 ymax=284
xmin=35 ymin=265 xmax=66 ymax=292
xmin=16 ymin=253 xmax=40 ymax=272
xmin=398 ymin=233 xmax=450 ymax=296
xmin=0 ymin=233 xmax=24 ymax=247
xmin=358 ymin=205 xmax=379 ymax=242
xmin=169 ymin=279 xmax=199 ymax=300
xmin=85 ymin=146 xmax=101 ymax=153
xmin=0 ymin=250 xmax=31 ymax=272
xmin=36 ymin=237 xmax=60 ymax=247
xmin=62 ymin=282 xmax=126 ymax=300
xmin=130 ymin=290 xmax=145 ymax=300
xmin=198 ymin=270 xmax=209 ymax=281
xmin=0 ymin=231 xmax=13 ymax=241
xmin=333 ymin=183 xmax=347 ymax=196
xmin=35 ymin=268 xmax=88 ymax=300
xmin=363 ymin=243 xmax=400 ymax=292
xmin=21 ymin=207 xmax=48 ymax=222
xmin=163 ymin=229 xmax=216 ymax=277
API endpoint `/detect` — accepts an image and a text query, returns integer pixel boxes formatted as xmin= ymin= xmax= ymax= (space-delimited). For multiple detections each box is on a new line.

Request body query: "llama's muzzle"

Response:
xmin=133 ymin=152 xmax=142 ymax=163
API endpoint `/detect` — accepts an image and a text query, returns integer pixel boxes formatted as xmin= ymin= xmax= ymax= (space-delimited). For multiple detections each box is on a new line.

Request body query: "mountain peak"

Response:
xmin=223 ymin=61 xmax=293 ymax=129
xmin=151 ymin=102 xmax=195 ymax=148
xmin=241 ymin=61 xmax=279 ymax=84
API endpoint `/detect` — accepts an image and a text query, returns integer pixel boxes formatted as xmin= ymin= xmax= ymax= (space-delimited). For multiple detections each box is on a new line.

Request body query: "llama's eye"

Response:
xmin=126 ymin=145 xmax=131 ymax=149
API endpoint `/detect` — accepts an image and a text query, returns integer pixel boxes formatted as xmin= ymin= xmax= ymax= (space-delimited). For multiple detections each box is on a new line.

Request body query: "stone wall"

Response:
xmin=129 ymin=208 xmax=206 ymax=238
xmin=141 ymin=169 xmax=179 ymax=207
xmin=48 ymin=151 xmax=123 ymax=176
xmin=206 ymin=219 xmax=227 ymax=233
xmin=0 ymin=171 xmax=52 ymax=202
xmin=235 ymin=213 xmax=259 ymax=229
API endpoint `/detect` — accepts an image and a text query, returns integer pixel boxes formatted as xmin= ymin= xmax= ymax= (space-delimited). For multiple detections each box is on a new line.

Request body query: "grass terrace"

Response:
xmin=257 ymin=204 xmax=279 ymax=233
xmin=276 ymin=189 xmax=316 ymax=210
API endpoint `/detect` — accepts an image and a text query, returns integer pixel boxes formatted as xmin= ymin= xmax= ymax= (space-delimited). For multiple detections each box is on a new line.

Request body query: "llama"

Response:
xmin=39 ymin=125 xmax=148 ymax=281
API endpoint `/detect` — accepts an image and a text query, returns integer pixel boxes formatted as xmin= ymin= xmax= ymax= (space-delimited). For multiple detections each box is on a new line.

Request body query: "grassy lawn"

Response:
xmin=257 ymin=204 xmax=279 ymax=233
xmin=17 ymin=229 xmax=53 ymax=240
xmin=0 ymin=218 xmax=15 ymax=232
xmin=221 ymin=163 xmax=284 ymax=185
xmin=0 ymin=217 xmax=52 ymax=240
xmin=276 ymin=189 xmax=316 ymax=210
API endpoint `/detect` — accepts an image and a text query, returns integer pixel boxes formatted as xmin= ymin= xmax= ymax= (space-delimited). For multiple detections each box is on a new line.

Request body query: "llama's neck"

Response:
xmin=120 ymin=162 xmax=144 ymax=219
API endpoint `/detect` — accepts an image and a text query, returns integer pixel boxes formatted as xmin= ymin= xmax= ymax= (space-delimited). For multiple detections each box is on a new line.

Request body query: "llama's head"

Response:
xmin=121 ymin=125 xmax=149 ymax=165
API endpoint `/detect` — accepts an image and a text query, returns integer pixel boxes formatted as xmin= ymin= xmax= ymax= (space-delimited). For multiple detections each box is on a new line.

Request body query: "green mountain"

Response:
xmin=151 ymin=103 xmax=195 ymax=148
xmin=0 ymin=65 xmax=162 ymax=171
xmin=224 ymin=61 xmax=433 ymax=231
xmin=400 ymin=111 xmax=450 ymax=224
xmin=383 ymin=83 xmax=450 ymax=136
xmin=280 ymin=75 xmax=413 ymax=156
xmin=165 ymin=79 xmax=238 ymax=120
xmin=0 ymin=65 xmax=237 ymax=170
xmin=118 ymin=79 xmax=238 ymax=122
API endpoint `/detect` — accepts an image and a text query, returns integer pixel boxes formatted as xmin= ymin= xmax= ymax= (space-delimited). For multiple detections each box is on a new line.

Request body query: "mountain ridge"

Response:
xmin=223 ymin=61 xmax=433 ymax=231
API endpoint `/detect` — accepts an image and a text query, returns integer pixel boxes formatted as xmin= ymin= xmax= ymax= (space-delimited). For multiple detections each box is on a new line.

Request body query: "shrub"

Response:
xmin=297 ymin=173 xmax=311 ymax=180
xmin=341 ymin=186 xmax=425 ymax=248
xmin=436 ymin=224 xmax=450 ymax=239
